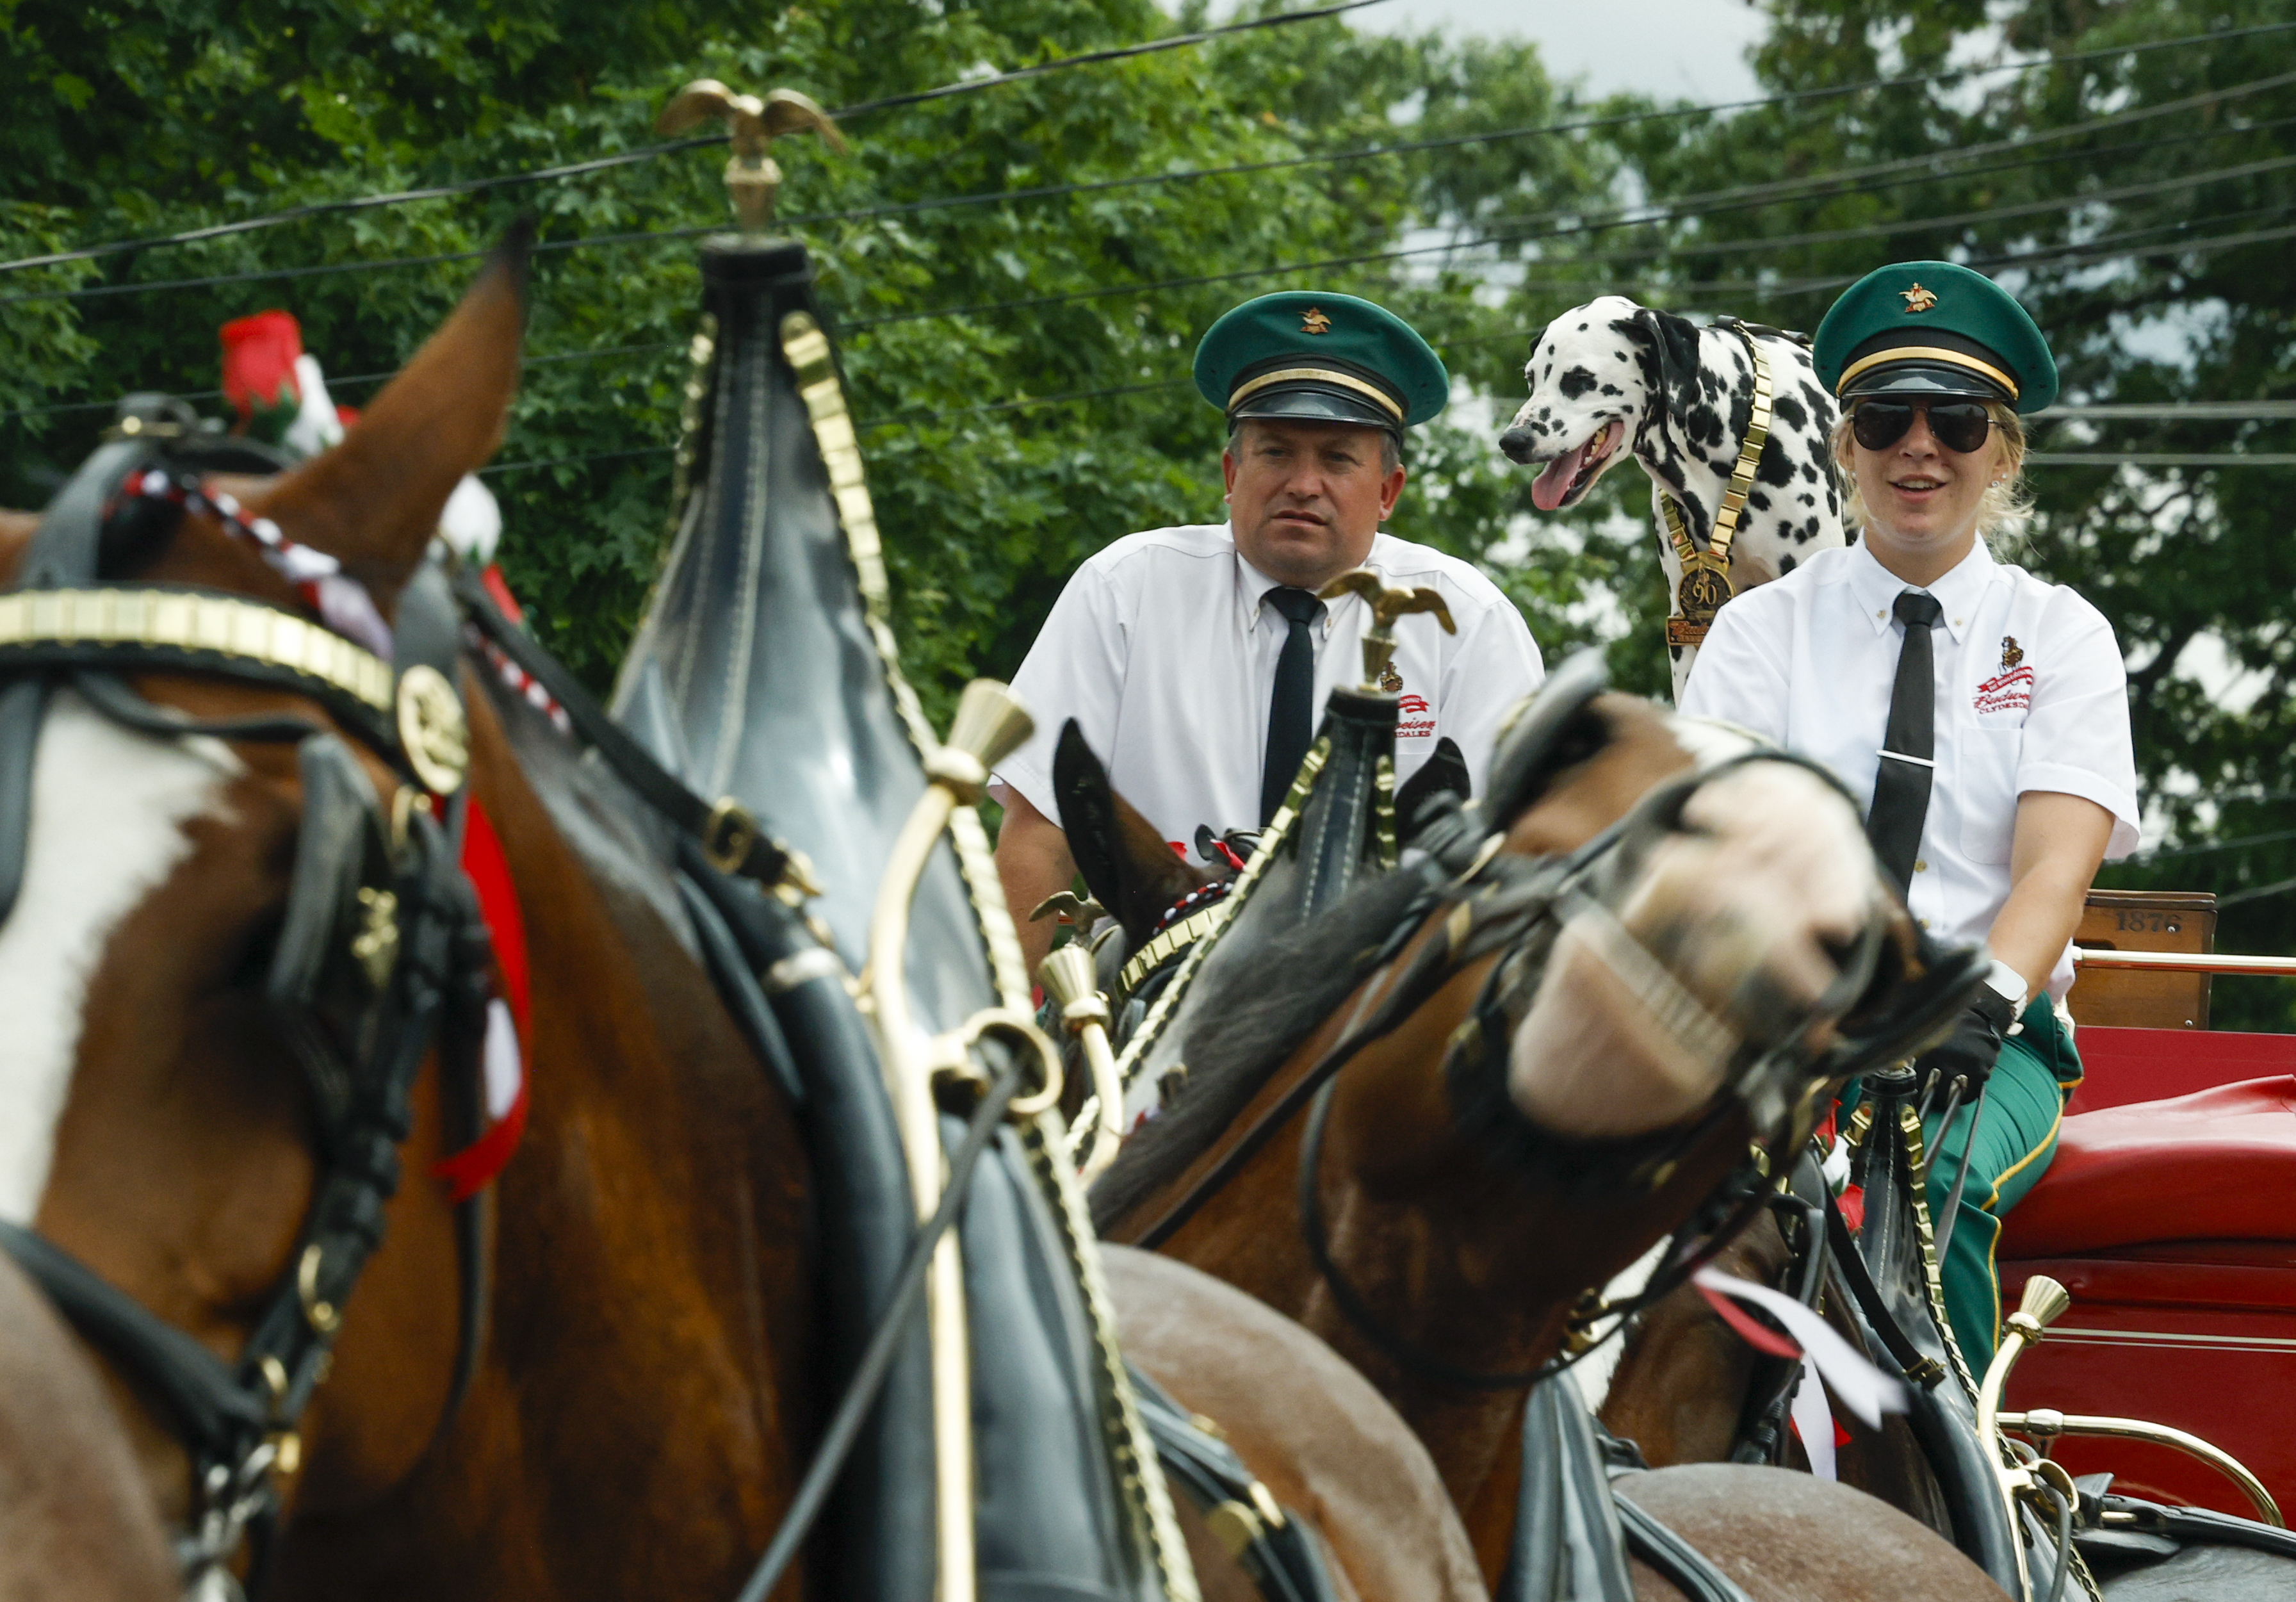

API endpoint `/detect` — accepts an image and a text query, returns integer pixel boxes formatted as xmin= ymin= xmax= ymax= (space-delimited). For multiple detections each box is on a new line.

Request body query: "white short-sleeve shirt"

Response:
xmin=1679 ymin=539 xmax=2138 ymax=1000
xmin=991 ymin=523 xmax=1544 ymax=852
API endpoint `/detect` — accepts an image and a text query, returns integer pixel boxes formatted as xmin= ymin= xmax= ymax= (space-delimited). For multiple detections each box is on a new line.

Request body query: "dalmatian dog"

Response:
xmin=1497 ymin=295 xmax=1846 ymax=701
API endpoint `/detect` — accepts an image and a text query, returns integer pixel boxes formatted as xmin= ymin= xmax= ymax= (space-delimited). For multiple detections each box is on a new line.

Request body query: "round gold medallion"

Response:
xmin=1675 ymin=563 xmax=1734 ymax=628
xmin=395 ymin=664 xmax=469 ymax=795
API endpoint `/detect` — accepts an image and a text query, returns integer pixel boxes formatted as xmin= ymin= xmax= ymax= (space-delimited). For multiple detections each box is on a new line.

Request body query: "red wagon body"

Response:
xmin=1998 ymin=1026 xmax=2296 ymax=1519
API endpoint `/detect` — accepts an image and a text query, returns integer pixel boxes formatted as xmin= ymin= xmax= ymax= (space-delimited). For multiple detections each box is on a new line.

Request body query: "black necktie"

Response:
xmin=1260 ymin=586 xmax=1325 ymax=825
xmin=1866 ymin=589 xmax=1944 ymax=895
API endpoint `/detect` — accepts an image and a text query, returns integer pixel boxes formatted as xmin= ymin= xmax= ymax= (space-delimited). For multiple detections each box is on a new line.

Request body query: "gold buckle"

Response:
xmin=701 ymin=796 xmax=759 ymax=874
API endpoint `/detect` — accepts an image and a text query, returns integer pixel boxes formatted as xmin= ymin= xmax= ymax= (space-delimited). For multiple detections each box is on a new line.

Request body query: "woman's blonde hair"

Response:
xmin=1830 ymin=400 xmax=2033 ymax=555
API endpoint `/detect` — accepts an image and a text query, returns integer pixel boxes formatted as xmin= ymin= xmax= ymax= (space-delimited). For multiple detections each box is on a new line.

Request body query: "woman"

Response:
xmin=1680 ymin=259 xmax=2139 ymax=1362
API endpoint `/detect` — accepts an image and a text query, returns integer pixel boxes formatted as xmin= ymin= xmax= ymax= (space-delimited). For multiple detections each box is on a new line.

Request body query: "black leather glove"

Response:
xmin=1920 ymin=988 xmax=2019 ymax=1095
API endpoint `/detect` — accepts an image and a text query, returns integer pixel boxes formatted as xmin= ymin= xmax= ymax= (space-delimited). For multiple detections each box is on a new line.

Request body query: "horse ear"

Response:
xmin=1394 ymin=736 xmax=1470 ymax=846
xmin=245 ymin=224 xmax=530 ymax=615
xmin=1050 ymin=720 xmax=1207 ymax=945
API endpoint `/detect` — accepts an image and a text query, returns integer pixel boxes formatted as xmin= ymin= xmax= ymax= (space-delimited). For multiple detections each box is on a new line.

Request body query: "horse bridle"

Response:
xmin=1136 ymin=745 xmax=1986 ymax=1391
xmin=0 ymin=432 xmax=516 ymax=1594
xmin=0 ymin=421 xmax=908 ymax=1599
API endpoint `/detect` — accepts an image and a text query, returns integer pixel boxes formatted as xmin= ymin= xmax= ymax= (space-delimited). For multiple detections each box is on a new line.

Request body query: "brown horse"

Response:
xmin=1079 ymin=690 xmax=2007 ymax=1600
xmin=0 ymin=250 xmax=1492 ymax=1602
xmin=0 ymin=1249 xmax=173 ymax=1602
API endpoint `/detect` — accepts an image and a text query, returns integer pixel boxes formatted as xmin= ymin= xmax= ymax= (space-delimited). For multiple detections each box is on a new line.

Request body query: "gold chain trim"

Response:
xmin=1017 ymin=1113 xmax=1203 ymax=1602
xmin=0 ymin=587 xmax=393 ymax=711
xmin=1661 ymin=327 xmax=1773 ymax=650
xmin=1112 ymin=739 xmax=1329 ymax=1088
xmin=1116 ymin=902 xmax=1234 ymax=1004
xmin=779 ymin=309 xmax=1032 ymax=1009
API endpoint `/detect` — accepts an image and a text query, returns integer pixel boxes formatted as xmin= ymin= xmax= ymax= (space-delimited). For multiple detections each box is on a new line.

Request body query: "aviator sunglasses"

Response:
xmin=1850 ymin=399 xmax=1998 ymax=454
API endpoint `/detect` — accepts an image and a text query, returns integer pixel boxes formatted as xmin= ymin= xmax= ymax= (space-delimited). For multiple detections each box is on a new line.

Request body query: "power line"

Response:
xmin=826 ymin=0 xmax=1392 ymax=117
xmin=2219 ymin=873 xmax=2296 ymax=909
xmin=779 ymin=47 xmax=2296 ymax=240
xmin=0 ymin=0 xmax=1394 ymax=279
xmin=2028 ymin=452 xmax=2296 ymax=466
xmin=1456 ymin=151 xmax=2296 ymax=274
xmin=2128 ymin=826 xmax=2296 ymax=864
xmin=12 ymin=46 xmax=2290 ymax=315
xmin=839 ymin=165 xmax=2292 ymax=335
xmin=482 ymin=445 xmax=674 ymax=477
xmin=0 ymin=340 xmax=684 ymax=426
xmin=1449 ymin=71 xmax=2296 ymax=261
xmin=2042 ymin=402 xmax=2296 ymax=420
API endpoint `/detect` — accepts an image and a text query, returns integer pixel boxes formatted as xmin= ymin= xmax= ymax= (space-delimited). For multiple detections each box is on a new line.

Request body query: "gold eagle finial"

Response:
xmin=1317 ymin=569 xmax=1456 ymax=692
xmin=658 ymin=81 xmax=847 ymax=233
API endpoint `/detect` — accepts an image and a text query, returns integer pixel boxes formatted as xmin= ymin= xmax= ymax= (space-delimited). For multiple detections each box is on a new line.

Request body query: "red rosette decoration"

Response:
xmin=220 ymin=309 xmax=304 ymax=443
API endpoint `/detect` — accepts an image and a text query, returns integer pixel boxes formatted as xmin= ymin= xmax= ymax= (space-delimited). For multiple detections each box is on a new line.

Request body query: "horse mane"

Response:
xmin=471 ymin=665 xmax=696 ymax=952
xmin=1090 ymin=867 xmax=1431 ymax=1234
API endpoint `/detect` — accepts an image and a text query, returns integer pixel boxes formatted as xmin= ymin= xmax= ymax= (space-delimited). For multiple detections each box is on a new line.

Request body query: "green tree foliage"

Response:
xmin=0 ymin=0 xmax=1620 ymax=698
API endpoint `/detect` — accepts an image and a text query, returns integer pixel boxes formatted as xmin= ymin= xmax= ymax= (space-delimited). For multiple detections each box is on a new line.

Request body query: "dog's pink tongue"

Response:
xmin=1531 ymin=440 xmax=1588 ymax=512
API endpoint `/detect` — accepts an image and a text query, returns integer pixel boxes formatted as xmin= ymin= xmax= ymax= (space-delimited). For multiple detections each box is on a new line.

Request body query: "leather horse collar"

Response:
xmin=0 ymin=429 xmax=494 ymax=1598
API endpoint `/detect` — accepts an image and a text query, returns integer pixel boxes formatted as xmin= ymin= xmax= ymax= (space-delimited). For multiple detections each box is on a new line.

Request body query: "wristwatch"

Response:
xmin=1984 ymin=956 xmax=2028 ymax=1030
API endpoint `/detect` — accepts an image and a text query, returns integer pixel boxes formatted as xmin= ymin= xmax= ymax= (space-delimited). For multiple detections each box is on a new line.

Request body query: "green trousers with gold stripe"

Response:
xmin=1917 ymin=995 xmax=2081 ymax=1366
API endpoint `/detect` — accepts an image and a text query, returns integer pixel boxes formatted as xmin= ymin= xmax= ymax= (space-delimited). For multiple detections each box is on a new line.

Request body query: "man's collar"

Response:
xmin=1846 ymin=536 xmax=1996 ymax=641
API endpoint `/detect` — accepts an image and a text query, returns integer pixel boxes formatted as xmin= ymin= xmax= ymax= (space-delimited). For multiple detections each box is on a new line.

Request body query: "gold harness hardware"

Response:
xmin=1114 ymin=902 xmax=1233 ymax=1004
xmin=1661 ymin=327 xmax=1774 ymax=650
xmin=0 ymin=587 xmax=394 ymax=712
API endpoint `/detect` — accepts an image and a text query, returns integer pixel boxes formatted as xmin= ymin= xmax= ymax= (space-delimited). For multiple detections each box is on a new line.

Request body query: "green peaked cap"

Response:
xmin=1814 ymin=260 xmax=2058 ymax=414
xmin=1194 ymin=291 xmax=1449 ymax=432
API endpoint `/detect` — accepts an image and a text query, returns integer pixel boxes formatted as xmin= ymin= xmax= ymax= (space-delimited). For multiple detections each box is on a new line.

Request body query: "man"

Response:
xmin=993 ymin=290 xmax=1545 ymax=972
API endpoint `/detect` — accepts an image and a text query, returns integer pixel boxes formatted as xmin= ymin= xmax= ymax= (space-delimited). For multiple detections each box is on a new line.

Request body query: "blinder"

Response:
xmin=271 ymin=735 xmax=400 ymax=1130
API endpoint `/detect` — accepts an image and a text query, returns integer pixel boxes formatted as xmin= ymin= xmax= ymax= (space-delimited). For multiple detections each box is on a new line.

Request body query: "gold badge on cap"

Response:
xmin=1900 ymin=283 xmax=1939 ymax=313
xmin=1301 ymin=307 xmax=1332 ymax=334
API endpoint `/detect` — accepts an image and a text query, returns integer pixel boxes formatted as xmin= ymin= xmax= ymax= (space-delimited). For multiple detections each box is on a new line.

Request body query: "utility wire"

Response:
xmin=0 ymin=0 xmax=1391 ymax=279
xmin=2043 ymin=402 xmax=2296 ymax=420
xmin=2128 ymin=826 xmax=2296 ymax=865
xmin=11 ymin=52 xmax=2290 ymax=313
xmin=827 ymin=0 xmax=1392 ymax=117
xmin=0 ymin=340 xmax=683 ymax=425
xmin=2219 ymin=873 xmax=2296 ymax=909
xmin=836 ymin=163 xmax=2295 ymax=334
xmin=2028 ymin=452 xmax=2296 ymax=466
xmin=8 ymin=206 xmax=2274 ymax=429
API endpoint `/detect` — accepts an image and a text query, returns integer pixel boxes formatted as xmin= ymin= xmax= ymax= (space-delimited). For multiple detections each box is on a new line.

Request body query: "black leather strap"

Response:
xmin=453 ymin=568 xmax=795 ymax=888
xmin=0 ymin=678 xmax=48 ymax=925
xmin=0 ymin=1219 xmax=268 ymax=1457
xmin=1611 ymin=1491 xmax=1755 ymax=1602
xmin=1130 ymin=1366 xmax=1337 ymax=1602
xmin=675 ymin=869 xmax=806 ymax=1109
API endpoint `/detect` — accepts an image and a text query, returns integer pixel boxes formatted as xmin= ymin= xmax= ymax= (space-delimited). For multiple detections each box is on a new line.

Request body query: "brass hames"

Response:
xmin=656 ymin=81 xmax=847 ymax=233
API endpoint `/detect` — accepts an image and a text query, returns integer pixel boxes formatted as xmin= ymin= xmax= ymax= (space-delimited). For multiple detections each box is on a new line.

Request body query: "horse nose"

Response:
xmin=1497 ymin=424 xmax=1538 ymax=463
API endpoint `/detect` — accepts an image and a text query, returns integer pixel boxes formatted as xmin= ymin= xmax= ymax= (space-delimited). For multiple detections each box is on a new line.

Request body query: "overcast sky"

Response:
xmin=1355 ymin=0 xmax=1766 ymax=102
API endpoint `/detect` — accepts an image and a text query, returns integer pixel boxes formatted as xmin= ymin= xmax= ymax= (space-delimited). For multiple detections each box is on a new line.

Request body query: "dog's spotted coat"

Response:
xmin=1498 ymin=295 xmax=1846 ymax=701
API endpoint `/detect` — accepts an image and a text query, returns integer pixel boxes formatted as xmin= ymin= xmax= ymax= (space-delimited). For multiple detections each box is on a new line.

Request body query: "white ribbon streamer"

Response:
xmin=1692 ymin=1266 xmax=1907 ymax=1427
xmin=1789 ymin=1356 xmax=1837 ymax=1481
